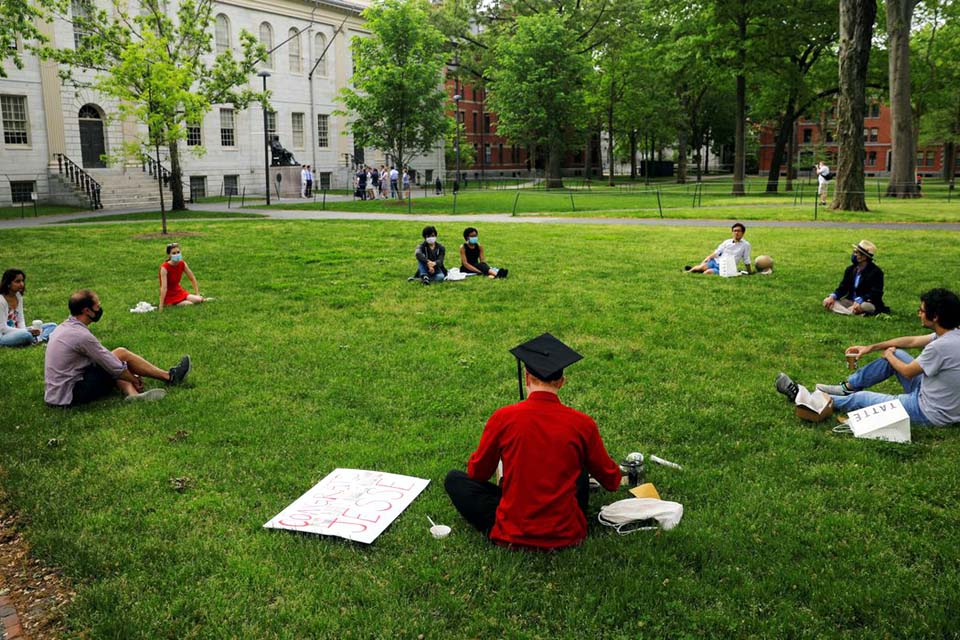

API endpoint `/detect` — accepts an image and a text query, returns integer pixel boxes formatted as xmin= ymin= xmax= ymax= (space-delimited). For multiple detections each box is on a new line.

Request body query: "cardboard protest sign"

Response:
xmin=264 ymin=469 xmax=430 ymax=544
xmin=848 ymin=399 xmax=911 ymax=443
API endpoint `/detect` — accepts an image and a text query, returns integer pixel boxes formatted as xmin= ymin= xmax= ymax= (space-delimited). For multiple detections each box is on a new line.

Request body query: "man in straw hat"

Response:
xmin=778 ymin=288 xmax=960 ymax=426
xmin=445 ymin=333 xmax=622 ymax=549
xmin=822 ymin=240 xmax=889 ymax=315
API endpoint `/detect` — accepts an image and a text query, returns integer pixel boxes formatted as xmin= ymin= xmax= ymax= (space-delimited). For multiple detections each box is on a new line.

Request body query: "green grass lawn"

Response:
xmin=2 ymin=220 xmax=960 ymax=638
xmin=267 ymin=181 xmax=960 ymax=223
xmin=63 ymin=210 xmax=267 ymax=223
xmin=0 ymin=204 xmax=90 ymax=220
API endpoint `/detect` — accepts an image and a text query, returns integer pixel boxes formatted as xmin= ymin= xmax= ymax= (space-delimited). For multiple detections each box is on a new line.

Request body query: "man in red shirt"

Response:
xmin=445 ymin=333 xmax=622 ymax=549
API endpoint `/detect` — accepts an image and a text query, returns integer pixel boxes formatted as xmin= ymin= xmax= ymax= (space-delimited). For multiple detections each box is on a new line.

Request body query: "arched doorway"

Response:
xmin=78 ymin=104 xmax=106 ymax=168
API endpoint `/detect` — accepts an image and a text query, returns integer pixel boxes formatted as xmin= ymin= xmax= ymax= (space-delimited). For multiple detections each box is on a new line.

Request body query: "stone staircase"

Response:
xmin=86 ymin=166 xmax=176 ymax=210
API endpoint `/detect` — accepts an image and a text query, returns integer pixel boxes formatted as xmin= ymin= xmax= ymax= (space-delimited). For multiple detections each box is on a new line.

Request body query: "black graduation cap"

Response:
xmin=509 ymin=332 xmax=583 ymax=400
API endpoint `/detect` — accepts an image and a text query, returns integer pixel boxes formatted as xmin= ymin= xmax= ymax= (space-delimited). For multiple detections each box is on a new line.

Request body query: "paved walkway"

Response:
xmin=3 ymin=200 xmax=960 ymax=232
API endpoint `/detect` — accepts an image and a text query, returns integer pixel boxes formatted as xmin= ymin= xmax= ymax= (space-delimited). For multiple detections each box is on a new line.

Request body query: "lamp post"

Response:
xmin=453 ymin=92 xmax=462 ymax=193
xmin=258 ymin=70 xmax=272 ymax=205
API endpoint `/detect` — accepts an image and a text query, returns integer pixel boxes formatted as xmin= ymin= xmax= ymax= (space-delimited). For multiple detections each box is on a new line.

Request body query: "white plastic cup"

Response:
xmin=430 ymin=524 xmax=451 ymax=539
xmin=32 ymin=319 xmax=43 ymax=330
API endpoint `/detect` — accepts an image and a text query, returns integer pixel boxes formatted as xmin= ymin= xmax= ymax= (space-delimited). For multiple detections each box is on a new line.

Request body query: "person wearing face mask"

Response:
xmin=459 ymin=227 xmax=508 ymax=279
xmin=822 ymin=240 xmax=889 ymax=315
xmin=159 ymin=243 xmax=206 ymax=312
xmin=44 ymin=289 xmax=192 ymax=406
xmin=413 ymin=225 xmax=447 ymax=285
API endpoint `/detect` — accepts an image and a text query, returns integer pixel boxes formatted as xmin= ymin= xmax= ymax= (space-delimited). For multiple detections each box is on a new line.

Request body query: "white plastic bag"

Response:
xmin=598 ymin=498 xmax=684 ymax=535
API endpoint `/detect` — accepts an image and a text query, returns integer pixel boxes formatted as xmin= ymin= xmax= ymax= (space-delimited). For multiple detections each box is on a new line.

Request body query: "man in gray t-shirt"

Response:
xmin=810 ymin=288 xmax=960 ymax=426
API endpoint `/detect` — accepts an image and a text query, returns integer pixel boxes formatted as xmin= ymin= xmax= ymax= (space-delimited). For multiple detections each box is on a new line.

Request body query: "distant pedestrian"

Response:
xmin=390 ymin=166 xmax=399 ymax=199
xmin=300 ymin=165 xmax=308 ymax=198
xmin=435 ymin=177 xmax=443 ymax=195
xmin=816 ymin=160 xmax=831 ymax=205
xmin=305 ymin=165 xmax=313 ymax=198
xmin=356 ymin=167 xmax=368 ymax=200
xmin=402 ymin=168 xmax=411 ymax=200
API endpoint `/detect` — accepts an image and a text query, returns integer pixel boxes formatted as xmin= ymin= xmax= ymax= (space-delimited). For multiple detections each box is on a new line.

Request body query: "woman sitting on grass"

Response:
xmin=459 ymin=227 xmax=508 ymax=279
xmin=159 ymin=243 xmax=207 ymax=312
xmin=1 ymin=268 xmax=57 ymax=347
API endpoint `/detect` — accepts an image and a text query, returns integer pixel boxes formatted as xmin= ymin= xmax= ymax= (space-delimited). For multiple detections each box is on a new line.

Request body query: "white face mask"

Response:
xmin=598 ymin=498 xmax=684 ymax=534
xmin=426 ymin=237 xmax=437 ymax=245
xmin=170 ymin=254 xmax=182 ymax=264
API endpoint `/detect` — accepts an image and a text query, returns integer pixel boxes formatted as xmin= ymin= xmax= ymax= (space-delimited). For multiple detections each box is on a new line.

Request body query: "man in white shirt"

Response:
xmin=686 ymin=222 xmax=753 ymax=275
xmin=817 ymin=160 xmax=831 ymax=205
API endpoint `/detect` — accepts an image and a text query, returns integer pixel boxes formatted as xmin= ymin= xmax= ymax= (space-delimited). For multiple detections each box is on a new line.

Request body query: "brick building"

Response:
xmin=758 ymin=102 xmax=955 ymax=178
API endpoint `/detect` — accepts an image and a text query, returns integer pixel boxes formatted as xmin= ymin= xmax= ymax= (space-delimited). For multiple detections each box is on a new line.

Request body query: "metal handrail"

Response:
xmin=140 ymin=153 xmax=194 ymax=203
xmin=54 ymin=153 xmax=102 ymax=209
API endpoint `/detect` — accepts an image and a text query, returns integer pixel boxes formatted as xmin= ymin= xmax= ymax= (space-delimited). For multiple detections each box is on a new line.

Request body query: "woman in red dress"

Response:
xmin=159 ymin=243 xmax=206 ymax=311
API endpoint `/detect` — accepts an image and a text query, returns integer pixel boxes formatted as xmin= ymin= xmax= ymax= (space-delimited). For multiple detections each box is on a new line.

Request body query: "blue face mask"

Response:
xmin=170 ymin=254 xmax=183 ymax=264
xmin=468 ymin=237 xmax=479 ymax=245
xmin=851 ymin=252 xmax=859 ymax=266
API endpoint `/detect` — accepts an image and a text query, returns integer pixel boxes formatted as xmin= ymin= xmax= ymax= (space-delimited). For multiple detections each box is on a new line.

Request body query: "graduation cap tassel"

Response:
xmin=517 ymin=358 xmax=525 ymax=401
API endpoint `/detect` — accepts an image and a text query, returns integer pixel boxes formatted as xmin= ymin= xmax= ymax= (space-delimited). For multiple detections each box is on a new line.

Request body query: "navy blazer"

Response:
xmin=833 ymin=261 xmax=889 ymax=313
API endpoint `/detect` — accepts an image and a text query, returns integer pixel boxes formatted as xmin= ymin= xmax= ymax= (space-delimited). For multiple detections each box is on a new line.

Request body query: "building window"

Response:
xmin=9 ymin=180 xmax=35 ymax=203
xmin=484 ymin=113 xmax=491 ymax=133
xmin=825 ymin=130 xmax=834 ymax=143
xmin=318 ymin=172 xmax=331 ymax=190
xmin=1 ymin=95 xmax=30 ymax=145
xmin=9 ymin=35 xmax=22 ymax=53
xmin=870 ymin=128 xmax=878 ymax=142
xmin=224 ymin=175 xmax=239 ymax=196
xmin=484 ymin=143 xmax=491 ymax=163
xmin=215 ymin=14 xmax=231 ymax=55
xmin=802 ymin=128 xmax=812 ymax=144
xmin=289 ymin=28 xmax=301 ymax=73
xmin=291 ymin=113 xmax=304 ymax=148
xmin=916 ymin=151 xmax=924 ymax=166
xmin=458 ymin=110 xmax=465 ymax=124
xmin=472 ymin=111 xmax=477 ymax=133
xmin=867 ymin=151 xmax=877 ymax=166
xmin=266 ymin=110 xmax=276 ymax=138
xmin=871 ymin=103 xmax=880 ymax=118
xmin=71 ymin=0 xmax=91 ymax=50
xmin=314 ymin=33 xmax=328 ymax=76
xmin=189 ymin=176 xmax=207 ymax=199
xmin=220 ymin=108 xmax=235 ymax=147
xmin=498 ymin=143 xmax=503 ymax=163
xmin=925 ymin=150 xmax=934 ymax=166
xmin=317 ymin=114 xmax=329 ymax=147
xmin=259 ymin=22 xmax=274 ymax=69
xmin=864 ymin=128 xmax=870 ymax=142
xmin=186 ymin=122 xmax=202 ymax=147
xmin=425 ymin=169 xmax=433 ymax=183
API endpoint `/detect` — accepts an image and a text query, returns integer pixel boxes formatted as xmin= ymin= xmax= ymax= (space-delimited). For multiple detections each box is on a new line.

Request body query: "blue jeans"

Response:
xmin=831 ymin=350 xmax=931 ymax=425
xmin=416 ymin=263 xmax=445 ymax=282
xmin=0 ymin=322 xmax=56 ymax=347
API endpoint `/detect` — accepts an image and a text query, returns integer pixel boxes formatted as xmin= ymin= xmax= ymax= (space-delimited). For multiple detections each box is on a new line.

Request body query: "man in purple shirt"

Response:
xmin=44 ymin=289 xmax=191 ymax=407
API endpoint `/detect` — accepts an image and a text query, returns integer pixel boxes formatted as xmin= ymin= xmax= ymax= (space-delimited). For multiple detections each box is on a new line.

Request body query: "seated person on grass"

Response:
xmin=160 ymin=242 xmax=207 ymax=312
xmin=445 ymin=333 xmax=622 ymax=550
xmin=821 ymin=240 xmax=888 ymax=316
xmin=1 ymin=269 xmax=57 ymax=347
xmin=44 ymin=289 xmax=192 ymax=407
xmin=413 ymin=225 xmax=447 ymax=285
xmin=459 ymin=227 xmax=508 ymax=279
xmin=685 ymin=222 xmax=752 ymax=274
xmin=776 ymin=288 xmax=960 ymax=426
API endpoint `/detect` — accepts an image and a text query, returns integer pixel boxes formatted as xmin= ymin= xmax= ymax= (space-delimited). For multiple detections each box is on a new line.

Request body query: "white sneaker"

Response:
xmin=126 ymin=388 xmax=167 ymax=402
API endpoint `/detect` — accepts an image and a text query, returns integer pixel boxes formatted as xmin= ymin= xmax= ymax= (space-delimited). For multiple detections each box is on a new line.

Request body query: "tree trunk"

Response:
xmin=607 ymin=93 xmax=615 ymax=186
xmin=546 ymin=138 xmax=564 ymax=188
xmin=629 ymin=130 xmax=637 ymax=180
xmin=732 ymin=11 xmax=747 ymax=195
xmin=677 ymin=129 xmax=688 ymax=184
xmin=834 ymin=0 xmax=876 ymax=210
xmin=584 ymin=129 xmax=592 ymax=179
xmin=885 ymin=0 xmax=919 ymax=198
xmin=765 ymin=96 xmax=796 ymax=193
xmin=785 ymin=125 xmax=796 ymax=192
xmin=703 ymin=129 xmax=711 ymax=175
xmin=168 ymin=141 xmax=186 ymax=211
xmin=944 ymin=141 xmax=955 ymax=181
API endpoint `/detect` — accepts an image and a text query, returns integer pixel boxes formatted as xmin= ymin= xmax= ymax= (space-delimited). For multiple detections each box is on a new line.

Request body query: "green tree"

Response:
xmin=885 ymin=0 xmax=921 ymax=197
xmin=487 ymin=12 xmax=589 ymax=188
xmin=338 ymin=0 xmax=452 ymax=173
xmin=914 ymin=0 xmax=960 ymax=180
xmin=42 ymin=0 xmax=265 ymax=215
xmin=0 ymin=0 xmax=64 ymax=78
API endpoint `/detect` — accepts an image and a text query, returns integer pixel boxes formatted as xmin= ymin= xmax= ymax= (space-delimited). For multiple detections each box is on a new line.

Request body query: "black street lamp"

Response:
xmin=258 ymin=70 xmax=272 ymax=205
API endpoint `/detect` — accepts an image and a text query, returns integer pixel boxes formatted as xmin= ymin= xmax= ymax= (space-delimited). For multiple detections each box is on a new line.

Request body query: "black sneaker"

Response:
xmin=775 ymin=372 xmax=799 ymax=402
xmin=497 ymin=268 xmax=509 ymax=279
xmin=684 ymin=265 xmax=693 ymax=271
xmin=421 ymin=275 xmax=431 ymax=285
xmin=168 ymin=355 xmax=191 ymax=385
